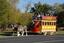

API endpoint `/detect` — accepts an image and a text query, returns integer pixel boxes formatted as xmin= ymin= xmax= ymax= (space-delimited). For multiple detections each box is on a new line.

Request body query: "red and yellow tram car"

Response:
xmin=32 ymin=16 xmax=57 ymax=35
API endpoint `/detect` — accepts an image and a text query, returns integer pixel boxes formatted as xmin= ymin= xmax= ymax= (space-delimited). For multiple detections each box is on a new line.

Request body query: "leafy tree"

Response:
xmin=0 ymin=0 xmax=11 ymax=25
xmin=30 ymin=2 xmax=52 ymax=15
xmin=57 ymin=11 xmax=64 ymax=27
xmin=25 ymin=3 xmax=31 ymax=12
xmin=54 ymin=3 xmax=64 ymax=14
xmin=7 ymin=0 xmax=19 ymax=7
xmin=0 ymin=0 xmax=21 ymax=29
xmin=54 ymin=3 xmax=64 ymax=27
xmin=20 ymin=13 xmax=33 ymax=26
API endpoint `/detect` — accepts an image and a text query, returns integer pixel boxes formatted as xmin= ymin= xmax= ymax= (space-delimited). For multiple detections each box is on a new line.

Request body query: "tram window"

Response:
xmin=46 ymin=22 xmax=48 ymax=25
xmin=49 ymin=22 xmax=51 ymax=25
xmin=44 ymin=22 xmax=50 ymax=25
xmin=46 ymin=22 xmax=49 ymax=25
xmin=52 ymin=22 xmax=53 ymax=25
xmin=44 ymin=22 xmax=46 ymax=25
xmin=42 ymin=22 xmax=47 ymax=25
xmin=42 ymin=22 xmax=56 ymax=25
xmin=50 ymin=22 xmax=53 ymax=25
xmin=54 ymin=22 xmax=56 ymax=25
xmin=51 ymin=22 xmax=53 ymax=25
xmin=42 ymin=22 xmax=44 ymax=25
xmin=48 ymin=22 xmax=49 ymax=25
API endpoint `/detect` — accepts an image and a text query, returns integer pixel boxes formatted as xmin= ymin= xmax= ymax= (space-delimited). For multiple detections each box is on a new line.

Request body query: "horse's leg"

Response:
xmin=17 ymin=31 xmax=20 ymax=36
xmin=12 ymin=27 xmax=15 ymax=36
xmin=25 ymin=29 xmax=28 ymax=36
xmin=12 ymin=29 xmax=15 ymax=36
xmin=22 ymin=31 xmax=24 ymax=36
xmin=12 ymin=31 xmax=14 ymax=36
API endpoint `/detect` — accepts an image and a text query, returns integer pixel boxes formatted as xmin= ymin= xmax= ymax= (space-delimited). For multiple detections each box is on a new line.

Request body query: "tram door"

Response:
xmin=32 ymin=18 xmax=41 ymax=33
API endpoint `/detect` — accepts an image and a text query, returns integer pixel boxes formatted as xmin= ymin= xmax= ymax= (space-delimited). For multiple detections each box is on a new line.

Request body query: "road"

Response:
xmin=0 ymin=35 xmax=64 ymax=43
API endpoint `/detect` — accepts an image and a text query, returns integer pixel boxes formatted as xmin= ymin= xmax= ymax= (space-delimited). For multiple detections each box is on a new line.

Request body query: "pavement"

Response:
xmin=0 ymin=35 xmax=64 ymax=43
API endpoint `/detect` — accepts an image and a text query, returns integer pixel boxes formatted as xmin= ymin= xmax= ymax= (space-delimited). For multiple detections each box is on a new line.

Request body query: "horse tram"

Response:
xmin=32 ymin=15 xmax=57 ymax=35
xmin=6 ymin=14 xmax=57 ymax=36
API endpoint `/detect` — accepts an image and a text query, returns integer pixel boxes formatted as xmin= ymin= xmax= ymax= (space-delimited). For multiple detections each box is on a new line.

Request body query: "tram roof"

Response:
xmin=42 ymin=16 xmax=57 ymax=20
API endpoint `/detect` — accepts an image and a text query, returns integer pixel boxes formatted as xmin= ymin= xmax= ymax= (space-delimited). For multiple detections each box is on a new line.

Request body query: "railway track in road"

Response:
xmin=0 ymin=35 xmax=64 ymax=43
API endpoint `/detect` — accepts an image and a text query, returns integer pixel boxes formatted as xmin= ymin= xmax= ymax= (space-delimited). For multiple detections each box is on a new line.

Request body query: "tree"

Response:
xmin=0 ymin=0 xmax=21 ymax=29
xmin=19 ymin=13 xmax=33 ymax=26
xmin=57 ymin=11 xmax=64 ymax=27
xmin=54 ymin=3 xmax=64 ymax=27
xmin=30 ymin=2 xmax=52 ymax=15
xmin=59 ymin=4 xmax=64 ymax=11
xmin=25 ymin=3 xmax=31 ymax=12
xmin=6 ymin=9 xmax=21 ymax=24
xmin=5 ymin=0 xmax=20 ymax=24
xmin=7 ymin=0 xmax=19 ymax=7
xmin=54 ymin=3 xmax=64 ymax=14
xmin=0 ymin=0 xmax=11 ymax=25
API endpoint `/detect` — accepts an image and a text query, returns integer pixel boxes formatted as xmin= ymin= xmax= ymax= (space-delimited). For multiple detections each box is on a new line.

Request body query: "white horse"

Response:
xmin=17 ymin=25 xmax=28 ymax=36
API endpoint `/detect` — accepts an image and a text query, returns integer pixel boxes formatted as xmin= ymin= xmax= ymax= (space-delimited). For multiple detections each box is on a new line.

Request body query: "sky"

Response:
xmin=16 ymin=0 xmax=64 ymax=12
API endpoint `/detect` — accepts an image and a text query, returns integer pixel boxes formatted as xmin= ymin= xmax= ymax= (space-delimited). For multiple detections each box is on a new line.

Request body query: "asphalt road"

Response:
xmin=0 ymin=35 xmax=64 ymax=43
